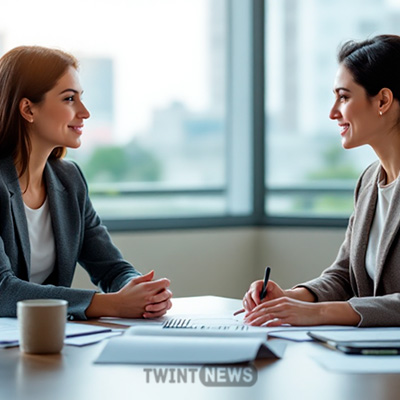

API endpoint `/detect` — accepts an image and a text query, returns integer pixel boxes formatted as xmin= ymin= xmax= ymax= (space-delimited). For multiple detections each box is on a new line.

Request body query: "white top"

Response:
xmin=24 ymin=198 xmax=56 ymax=284
xmin=365 ymin=171 xmax=397 ymax=280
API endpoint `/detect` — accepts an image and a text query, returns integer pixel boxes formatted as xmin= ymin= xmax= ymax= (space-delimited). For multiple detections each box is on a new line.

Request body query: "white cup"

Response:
xmin=17 ymin=299 xmax=68 ymax=354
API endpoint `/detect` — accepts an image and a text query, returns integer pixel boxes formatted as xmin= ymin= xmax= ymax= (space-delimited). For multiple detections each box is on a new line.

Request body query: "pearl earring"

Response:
xmin=379 ymin=111 xmax=383 ymax=116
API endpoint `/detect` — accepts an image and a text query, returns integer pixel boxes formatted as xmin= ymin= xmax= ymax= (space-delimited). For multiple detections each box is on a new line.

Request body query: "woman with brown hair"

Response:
xmin=0 ymin=46 xmax=172 ymax=320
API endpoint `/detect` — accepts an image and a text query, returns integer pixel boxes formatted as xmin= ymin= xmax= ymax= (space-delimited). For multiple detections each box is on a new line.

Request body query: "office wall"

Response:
xmin=257 ymin=227 xmax=346 ymax=288
xmin=72 ymin=226 xmax=346 ymax=298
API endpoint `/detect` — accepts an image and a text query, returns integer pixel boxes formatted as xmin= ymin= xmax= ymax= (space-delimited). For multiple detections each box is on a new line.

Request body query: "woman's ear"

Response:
xmin=377 ymin=88 xmax=394 ymax=116
xmin=19 ymin=98 xmax=34 ymax=123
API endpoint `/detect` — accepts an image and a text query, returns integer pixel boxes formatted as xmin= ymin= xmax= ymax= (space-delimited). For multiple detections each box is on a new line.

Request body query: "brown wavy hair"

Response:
xmin=0 ymin=46 xmax=78 ymax=177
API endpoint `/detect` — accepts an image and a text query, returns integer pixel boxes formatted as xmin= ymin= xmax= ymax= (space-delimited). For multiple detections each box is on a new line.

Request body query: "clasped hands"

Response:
xmin=87 ymin=270 xmax=172 ymax=319
xmin=116 ymin=270 xmax=172 ymax=319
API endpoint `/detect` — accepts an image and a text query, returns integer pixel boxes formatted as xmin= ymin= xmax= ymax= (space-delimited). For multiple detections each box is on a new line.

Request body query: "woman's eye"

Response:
xmin=64 ymin=96 xmax=74 ymax=102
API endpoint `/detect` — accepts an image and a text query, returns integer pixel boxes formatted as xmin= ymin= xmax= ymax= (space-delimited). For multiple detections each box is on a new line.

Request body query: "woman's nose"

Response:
xmin=78 ymin=102 xmax=90 ymax=119
xmin=329 ymin=104 xmax=341 ymax=120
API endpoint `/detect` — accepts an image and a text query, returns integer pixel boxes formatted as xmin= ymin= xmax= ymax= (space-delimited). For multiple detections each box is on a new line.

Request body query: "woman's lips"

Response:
xmin=68 ymin=125 xmax=83 ymax=134
xmin=339 ymin=123 xmax=349 ymax=136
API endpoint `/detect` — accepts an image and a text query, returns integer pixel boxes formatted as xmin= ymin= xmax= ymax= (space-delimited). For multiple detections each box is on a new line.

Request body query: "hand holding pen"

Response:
xmin=233 ymin=266 xmax=271 ymax=316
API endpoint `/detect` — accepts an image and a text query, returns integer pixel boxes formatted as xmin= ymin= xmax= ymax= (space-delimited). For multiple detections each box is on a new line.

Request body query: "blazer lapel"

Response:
xmin=4 ymin=165 xmax=31 ymax=278
xmin=374 ymin=176 xmax=400 ymax=293
xmin=44 ymin=163 xmax=79 ymax=286
xmin=351 ymin=168 xmax=379 ymax=295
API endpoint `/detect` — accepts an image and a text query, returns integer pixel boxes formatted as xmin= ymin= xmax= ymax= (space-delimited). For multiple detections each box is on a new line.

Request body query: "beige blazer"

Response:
xmin=302 ymin=160 xmax=400 ymax=327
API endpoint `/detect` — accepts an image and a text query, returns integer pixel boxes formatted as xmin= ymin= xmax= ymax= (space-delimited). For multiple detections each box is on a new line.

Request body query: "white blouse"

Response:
xmin=365 ymin=170 xmax=397 ymax=280
xmin=24 ymin=198 xmax=56 ymax=284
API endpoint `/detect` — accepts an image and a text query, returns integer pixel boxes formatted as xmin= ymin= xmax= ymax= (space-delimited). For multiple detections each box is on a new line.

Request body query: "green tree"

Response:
xmin=84 ymin=146 xmax=129 ymax=182
xmin=83 ymin=143 xmax=162 ymax=183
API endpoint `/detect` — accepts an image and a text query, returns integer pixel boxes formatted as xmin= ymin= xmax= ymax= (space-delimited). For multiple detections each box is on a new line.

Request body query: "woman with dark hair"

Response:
xmin=243 ymin=34 xmax=400 ymax=327
xmin=0 ymin=46 xmax=172 ymax=320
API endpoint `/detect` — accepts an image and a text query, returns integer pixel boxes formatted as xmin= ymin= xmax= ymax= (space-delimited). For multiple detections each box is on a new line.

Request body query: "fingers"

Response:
xmin=247 ymin=314 xmax=286 ymax=327
xmin=113 ymin=270 xmax=173 ymax=318
xmin=143 ymin=309 xmax=167 ymax=319
xmin=244 ymin=302 xmax=283 ymax=325
xmin=143 ymin=277 xmax=171 ymax=293
xmin=243 ymin=297 xmax=319 ymax=326
xmin=243 ymin=280 xmax=264 ymax=311
xmin=127 ymin=273 xmax=170 ymax=298
xmin=131 ymin=270 xmax=155 ymax=284
xmin=245 ymin=309 xmax=286 ymax=326
xmin=243 ymin=292 xmax=255 ymax=312
xmin=261 ymin=318 xmax=286 ymax=327
xmin=145 ymin=289 xmax=173 ymax=310
xmin=244 ymin=297 xmax=299 ymax=326
xmin=143 ymin=299 xmax=173 ymax=319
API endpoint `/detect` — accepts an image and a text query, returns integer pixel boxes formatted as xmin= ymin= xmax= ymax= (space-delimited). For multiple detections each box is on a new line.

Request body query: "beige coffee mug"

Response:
xmin=17 ymin=299 xmax=68 ymax=354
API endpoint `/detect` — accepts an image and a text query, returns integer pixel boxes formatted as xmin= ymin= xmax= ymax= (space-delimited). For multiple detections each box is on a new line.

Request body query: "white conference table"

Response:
xmin=1 ymin=296 xmax=400 ymax=400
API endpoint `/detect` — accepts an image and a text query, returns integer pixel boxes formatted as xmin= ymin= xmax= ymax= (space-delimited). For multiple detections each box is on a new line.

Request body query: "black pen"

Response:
xmin=259 ymin=266 xmax=271 ymax=300
xmin=233 ymin=266 xmax=271 ymax=316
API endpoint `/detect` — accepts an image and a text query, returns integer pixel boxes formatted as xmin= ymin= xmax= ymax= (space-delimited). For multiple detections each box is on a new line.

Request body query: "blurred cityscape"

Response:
xmin=265 ymin=0 xmax=400 ymax=216
xmin=1 ymin=0 xmax=400 ymax=219
xmin=68 ymin=0 xmax=227 ymax=189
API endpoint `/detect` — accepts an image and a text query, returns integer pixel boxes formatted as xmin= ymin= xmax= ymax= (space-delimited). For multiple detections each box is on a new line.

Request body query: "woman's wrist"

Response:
xmin=85 ymin=292 xmax=117 ymax=318
xmin=284 ymin=287 xmax=316 ymax=302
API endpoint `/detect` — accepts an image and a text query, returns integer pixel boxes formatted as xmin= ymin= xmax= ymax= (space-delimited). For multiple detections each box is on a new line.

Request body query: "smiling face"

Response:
xmin=329 ymin=64 xmax=381 ymax=150
xmin=27 ymin=66 xmax=90 ymax=154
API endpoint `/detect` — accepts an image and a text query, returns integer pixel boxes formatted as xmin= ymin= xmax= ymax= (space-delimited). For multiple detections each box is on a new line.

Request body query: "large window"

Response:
xmin=3 ymin=1 xmax=399 ymax=229
xmin=1 ymin=0 xmax=255 ymax=229
xmin=265 ymin=0 xmax=400 ymax=223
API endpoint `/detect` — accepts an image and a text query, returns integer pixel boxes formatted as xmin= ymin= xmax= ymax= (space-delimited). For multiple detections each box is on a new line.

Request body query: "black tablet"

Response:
xmin=307 ymin=331 xmax=400 ymax=355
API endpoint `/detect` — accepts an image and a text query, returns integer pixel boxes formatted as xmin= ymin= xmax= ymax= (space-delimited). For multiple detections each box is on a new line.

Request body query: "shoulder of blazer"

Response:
xmin=45 ymin=158 xmax=88 ymax=192
xmin=0 ymin=156 xmax=19 ymax=182
xmin=0 ymin=157 xmax=20 ymax=198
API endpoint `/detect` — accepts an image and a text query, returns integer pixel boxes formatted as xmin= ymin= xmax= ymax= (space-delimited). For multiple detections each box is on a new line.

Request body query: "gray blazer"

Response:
xmin=301 ymin=161 xmax=400 ymax=326
xmin=0 ymin=156 xmax=139 ymax=320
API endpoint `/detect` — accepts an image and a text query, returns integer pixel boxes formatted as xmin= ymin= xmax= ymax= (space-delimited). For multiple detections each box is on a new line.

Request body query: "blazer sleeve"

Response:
xmin=348 ymin=294 xmax=400 ymax=326
xmin=0 ymin=236 xmax=97 ymax=319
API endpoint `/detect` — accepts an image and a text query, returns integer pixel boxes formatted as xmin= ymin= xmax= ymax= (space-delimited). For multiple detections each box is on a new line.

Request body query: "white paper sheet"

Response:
xmin=96 ymin=335 xmax=286 ymax=364
xmin=126 ymin=324 xmax=268 ymax=338
xmin=97 ymin=313 xmax=359 ymax=343
xmin=268 ymin=326 xmax=357 ymax=342
xmin=65 ymin=330 xmax=123 ymax=346
xmin=98 ymin=316 xmax=167 ymax=327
